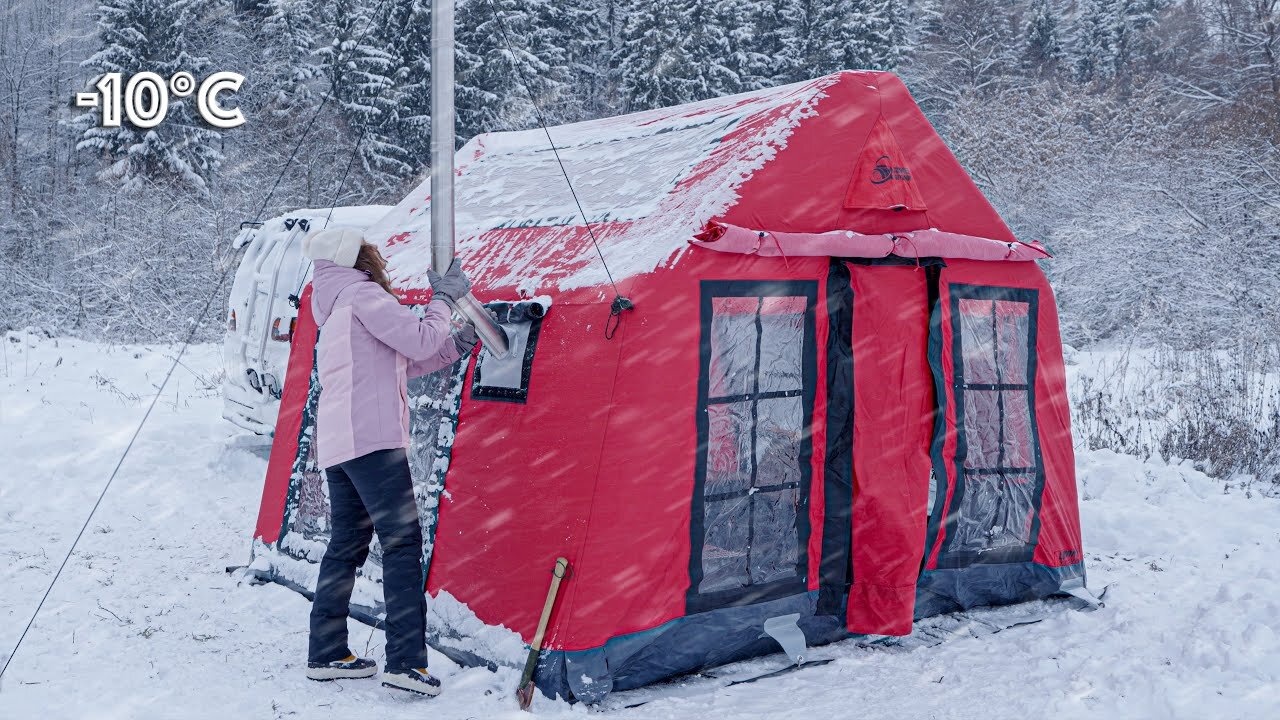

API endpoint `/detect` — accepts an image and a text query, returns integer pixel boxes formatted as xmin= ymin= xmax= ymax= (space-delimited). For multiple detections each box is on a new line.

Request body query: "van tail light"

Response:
xmin=228 ymin=309 xmax=236 ymax=331
xmin=263 ymin=373 xmax=282 ymax=399
xmin=271 ymin=317 xmax=295 ymax=342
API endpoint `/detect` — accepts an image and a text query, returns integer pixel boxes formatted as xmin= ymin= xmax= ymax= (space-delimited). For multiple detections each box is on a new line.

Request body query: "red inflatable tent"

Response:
xmin=249 ymin=71 xmax=1085 ymax=703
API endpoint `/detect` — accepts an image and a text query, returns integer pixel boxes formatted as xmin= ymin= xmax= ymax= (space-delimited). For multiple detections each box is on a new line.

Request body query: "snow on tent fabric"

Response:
xmin=249 ymin=71 xmax=1087 ymax=704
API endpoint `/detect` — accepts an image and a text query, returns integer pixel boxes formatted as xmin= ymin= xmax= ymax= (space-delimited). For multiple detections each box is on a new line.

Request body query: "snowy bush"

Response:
xmin=1069 ymin=342 xmax=1280 ymax=494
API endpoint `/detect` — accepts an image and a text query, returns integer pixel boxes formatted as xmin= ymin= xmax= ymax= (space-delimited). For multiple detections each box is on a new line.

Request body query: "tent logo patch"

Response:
xmin=844 ymin=116 xmax=927 ymax=210
xmin=870 ymin=155 xmax=912 ymax=185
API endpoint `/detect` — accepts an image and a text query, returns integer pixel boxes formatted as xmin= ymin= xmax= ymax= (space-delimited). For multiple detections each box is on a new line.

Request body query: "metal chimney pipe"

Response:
xmin=431 ymin=0 xmax=511 ymax=358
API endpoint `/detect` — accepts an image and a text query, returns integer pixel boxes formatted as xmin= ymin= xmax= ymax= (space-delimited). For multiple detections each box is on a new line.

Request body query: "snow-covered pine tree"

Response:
xmin=589 ymin=0 xmax=628 ymax=115
xmin=522 ymin=0 xmax=576 ymax=123
xmin=456 ymin=0 xmax=504 ymax=138
xmin=748 ymin=0 xmax=802 ymax=88
xmin=834 ymin=0 xmax=908 ymax=71
xmin=617 ymin=0 xmax=689 ymax=110
xmin=911 ymin=0 xmax=1019 ymax=102
xmin=379 ymin=0 xmax=433 ymax=171
xmin=879 ymin=0 xmax=911 ymax=70
xmin=1109 ymin=0 xmax=1165 ymax=79
xmin=780 ymin=0 xmax=832 ymax=81
xmin=1070 ymin=0 xmax=1165 ymax=84
xmin=454 ymin=0 xmax=572 ymax=137
xmin=261 ymin=0 xmax=323 ymax=110
xmin=554 ymin=0 xmax=610 ymax=122
xmin=715 ymin=0 xmax=772 ymax=93
xmin=77 ymin=0 xmax=222 ymax=192
xmin=1023 ymin=0 xmax=1062 ymax=77
xmin=1071 ymin=0 xmax=1115 ymax=83
xmin=1146 ymin=0 xmax=1213 ymax=85
xmin=817 ymin=2 xmax=857 ymax=74
xmin=775 ymin=0 xmax=907 ymax=79
xmin=677 ymin=0 xmax=742 ymax=101
xmin=312 ymin=2 xmax=408 ymax=181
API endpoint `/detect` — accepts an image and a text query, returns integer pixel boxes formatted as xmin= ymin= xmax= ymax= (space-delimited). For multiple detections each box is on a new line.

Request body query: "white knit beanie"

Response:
xmin=303 ymin=227 xmax=364 ymax=268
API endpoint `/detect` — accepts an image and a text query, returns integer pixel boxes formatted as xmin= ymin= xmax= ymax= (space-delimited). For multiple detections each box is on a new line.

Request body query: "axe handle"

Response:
xmin=519 ymin=557 xmax=569 ymax=687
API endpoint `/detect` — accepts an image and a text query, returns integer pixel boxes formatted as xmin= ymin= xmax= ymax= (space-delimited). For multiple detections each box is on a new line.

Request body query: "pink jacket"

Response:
xmin=311 ymin=260 xmax=461 ymax=469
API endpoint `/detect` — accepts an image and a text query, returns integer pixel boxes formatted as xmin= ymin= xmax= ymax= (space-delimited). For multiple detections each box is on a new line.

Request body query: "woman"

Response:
xmin=300 ymin=227 xmax=476 ymax=697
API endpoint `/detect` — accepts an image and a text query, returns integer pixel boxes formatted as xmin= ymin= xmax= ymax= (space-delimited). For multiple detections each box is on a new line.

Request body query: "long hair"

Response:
xmin=354 ymin=243 xmax=396 ymax=296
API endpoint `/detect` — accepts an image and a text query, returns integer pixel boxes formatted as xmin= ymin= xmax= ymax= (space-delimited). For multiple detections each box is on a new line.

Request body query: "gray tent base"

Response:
xmin=537 ymin=591 xmax=849 ymax=704
xmin=244 ymin=562 xmax=1090 ymax=705
xmin=598 ymin=592 xmax=1095 ymax=710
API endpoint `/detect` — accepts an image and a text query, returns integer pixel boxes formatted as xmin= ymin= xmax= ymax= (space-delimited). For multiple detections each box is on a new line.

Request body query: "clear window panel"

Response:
xmin=755 ymin=396 xmax=803 ymax=487
xmin=958 ymin=298 xmax=998 ymax=385
xmin=961 ymin=389 xmax=1002 ymax=469
xmin=995 ymin=301 xmax=1030 ymax=385
xmin=749 ymin=487 xmax=800 ymax=585
xmin=757 ymin=297 xmax=805 ymax=394
xmin=284 ymin=350 xmax=466 ymax=575
xmin=700 ymin=496 xmax=751 ymax=593
xmin=696 ymin=285 xmax=813 ymax=605
xmin=1001 ymin=390 xmax=1035 ymax=468
xmin=953 ymin=473 xmax=1035 ymax=552
xmin=951 ymin=289 xmax=1041 ymax=558
xmin=1002 ymin=474 xmax=1038 ymax=545
xmin=295 ymin=468 xmax=330 ymax=540
xmin=709 ymin=297 xmax=760 ymax=397
xmin=705 ymin=402 xmax=755 ymax=495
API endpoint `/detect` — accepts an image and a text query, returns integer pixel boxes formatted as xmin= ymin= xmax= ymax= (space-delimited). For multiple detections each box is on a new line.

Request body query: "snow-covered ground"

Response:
xmin=1 ymin=330 xmax=1277 ymax=718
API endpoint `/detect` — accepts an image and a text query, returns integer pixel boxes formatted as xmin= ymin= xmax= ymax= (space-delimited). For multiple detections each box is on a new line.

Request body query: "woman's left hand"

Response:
xmin=454 ymin=322 xmax=480 ymax=356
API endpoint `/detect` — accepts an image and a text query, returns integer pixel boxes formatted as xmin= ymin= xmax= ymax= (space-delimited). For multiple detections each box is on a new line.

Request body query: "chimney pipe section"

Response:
xmin=431 ymin=0 xmax=511 ymax=358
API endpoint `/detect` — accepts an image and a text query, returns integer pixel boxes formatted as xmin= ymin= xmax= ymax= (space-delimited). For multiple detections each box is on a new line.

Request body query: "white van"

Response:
xmin=223 ymin=206 xmax=391 ymax=434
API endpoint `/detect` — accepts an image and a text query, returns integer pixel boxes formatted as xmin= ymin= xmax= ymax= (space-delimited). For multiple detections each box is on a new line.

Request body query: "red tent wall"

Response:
xmin=254 ymin=286 xmax=317 ymax=544
xmin=426 ymin=300 xmax=622 ymax=646
xmin=430 ymin=251 xmax=831 ymax=651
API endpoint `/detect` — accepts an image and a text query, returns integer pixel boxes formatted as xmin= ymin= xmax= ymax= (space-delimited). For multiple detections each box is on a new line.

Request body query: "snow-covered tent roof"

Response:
xmin=366 ymin=70 xmax=1039 ymax=297
xmin=368 ymin=75 xmax=839 ymax=295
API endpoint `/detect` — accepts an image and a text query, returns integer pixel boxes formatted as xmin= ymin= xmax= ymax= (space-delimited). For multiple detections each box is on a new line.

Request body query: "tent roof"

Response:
xmin=366 ymin=71 xmax=1028 ymax=296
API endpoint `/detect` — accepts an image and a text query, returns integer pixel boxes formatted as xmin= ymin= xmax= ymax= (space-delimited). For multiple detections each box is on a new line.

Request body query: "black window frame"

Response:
xmin=937 ymin=284 xmax=1047 ymax=568
xmin=817 ymin=260 xmax=854 ymax=616
xmin=687 ymin=279 xmax=819 ymax=614
xmin=470 ymin=301 xmax=545 ymax=404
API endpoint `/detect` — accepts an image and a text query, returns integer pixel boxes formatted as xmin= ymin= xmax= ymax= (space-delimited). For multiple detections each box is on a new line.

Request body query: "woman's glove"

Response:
xmin=454 ymin=322 xmax=479 ymax=356
xmin=427 ymin=259 xmax=472 ymax=306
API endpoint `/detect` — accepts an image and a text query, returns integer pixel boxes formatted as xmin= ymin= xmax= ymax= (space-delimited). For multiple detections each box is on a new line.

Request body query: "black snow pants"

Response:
xmin=308 ymin=448 xmax=428 ymax=672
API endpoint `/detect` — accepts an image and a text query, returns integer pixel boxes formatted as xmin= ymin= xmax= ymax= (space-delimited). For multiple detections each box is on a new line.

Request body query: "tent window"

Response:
xmin=471 ymin=301 xmax=548 ymax=404
xmin=942 ymin=286 xmax=1044 ymax=565
xmin=689 ymin=281 xmax=817 ymax=613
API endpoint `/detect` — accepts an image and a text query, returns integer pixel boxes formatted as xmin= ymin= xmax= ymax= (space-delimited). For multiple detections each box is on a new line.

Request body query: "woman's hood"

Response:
xmin=311 ymin=260 xmax=369 ymax=325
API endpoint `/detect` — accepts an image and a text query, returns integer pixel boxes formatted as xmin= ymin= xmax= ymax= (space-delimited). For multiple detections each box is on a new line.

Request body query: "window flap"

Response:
xmin=471 ymin=298 xmax=551 ymax=403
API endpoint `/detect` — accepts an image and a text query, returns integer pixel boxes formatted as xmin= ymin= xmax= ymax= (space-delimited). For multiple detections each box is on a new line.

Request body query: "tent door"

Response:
xmin=820 ymin=261 xmax=936 ymax=636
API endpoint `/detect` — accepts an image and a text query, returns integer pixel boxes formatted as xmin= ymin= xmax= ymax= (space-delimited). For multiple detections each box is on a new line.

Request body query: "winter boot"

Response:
xmin=306 ymin=654 xmax=378 ymax=681
xmin=381 ymin=667 xmax=442 ymax=696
